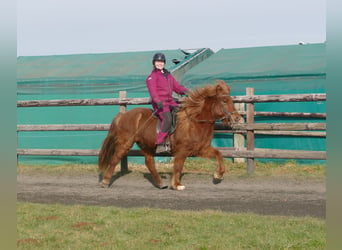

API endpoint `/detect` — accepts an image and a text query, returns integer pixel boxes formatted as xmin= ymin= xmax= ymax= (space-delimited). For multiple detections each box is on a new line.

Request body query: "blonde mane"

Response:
xmin=178 ymin=81 xmax=229 ymax=121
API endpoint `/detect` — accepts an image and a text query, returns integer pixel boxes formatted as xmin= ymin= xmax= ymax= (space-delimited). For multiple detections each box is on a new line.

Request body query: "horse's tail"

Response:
xmin=98 ymin=113 xmax=122 ymax=172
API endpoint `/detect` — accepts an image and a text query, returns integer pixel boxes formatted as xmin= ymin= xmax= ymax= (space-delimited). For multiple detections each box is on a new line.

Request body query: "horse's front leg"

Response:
xmin=200 ymin=146 xmax=226 ymax=182
xmin=171 ymin=154 xmax=187 ymax=190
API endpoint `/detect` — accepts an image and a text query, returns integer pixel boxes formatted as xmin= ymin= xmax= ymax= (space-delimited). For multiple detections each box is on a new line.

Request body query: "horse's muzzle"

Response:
xmin=232 ymin=113 xmax=242 ymax=123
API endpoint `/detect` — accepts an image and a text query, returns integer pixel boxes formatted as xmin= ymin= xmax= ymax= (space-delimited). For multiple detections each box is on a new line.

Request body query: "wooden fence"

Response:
xmin=17 ymin=88 xmax=326 ymax=173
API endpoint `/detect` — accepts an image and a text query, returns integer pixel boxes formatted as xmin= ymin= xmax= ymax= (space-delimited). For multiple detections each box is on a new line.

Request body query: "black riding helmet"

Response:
xmin=152 ymin=53 xmax=166 ymax=65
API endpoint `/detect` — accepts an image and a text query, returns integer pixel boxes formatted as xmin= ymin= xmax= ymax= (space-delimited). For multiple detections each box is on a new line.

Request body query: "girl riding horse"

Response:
xmin=146 ymin=52 xmax=188 ymax=153
xmin=98 ymin=80 xmax=241 ymax=190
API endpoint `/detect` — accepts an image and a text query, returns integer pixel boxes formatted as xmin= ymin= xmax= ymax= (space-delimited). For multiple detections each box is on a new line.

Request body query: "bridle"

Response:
xmin=184 ymin=94 xmax=240 ymax=124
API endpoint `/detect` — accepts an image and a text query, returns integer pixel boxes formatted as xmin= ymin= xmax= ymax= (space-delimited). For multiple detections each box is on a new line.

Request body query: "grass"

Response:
xmin=17 ymin=202 xmax=326 ymax=250
xmin=17 ymin=158 xmax=326 ymax=179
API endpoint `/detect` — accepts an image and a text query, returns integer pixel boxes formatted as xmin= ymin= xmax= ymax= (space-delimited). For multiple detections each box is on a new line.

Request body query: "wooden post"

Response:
xmin=119 ymin=91 xmax=128 ymax=173
xmin=233 ymin=103 xmax=245 ymax=163
xmin=119 ymin=91 xmax=127 ymax=114
xmin=246 ymin=88 xmax=255 ymax=173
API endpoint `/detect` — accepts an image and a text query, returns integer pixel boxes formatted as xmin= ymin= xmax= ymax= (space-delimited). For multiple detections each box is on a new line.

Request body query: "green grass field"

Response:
xmin=17 ymin=202 xmax=325 ymax=250
xmin=17 ymin=160 xmax=326 ymax=249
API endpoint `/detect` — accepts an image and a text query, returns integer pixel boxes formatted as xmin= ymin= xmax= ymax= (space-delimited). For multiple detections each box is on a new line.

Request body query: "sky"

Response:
xmin=17 ymin=0 xmax=326 ymax=56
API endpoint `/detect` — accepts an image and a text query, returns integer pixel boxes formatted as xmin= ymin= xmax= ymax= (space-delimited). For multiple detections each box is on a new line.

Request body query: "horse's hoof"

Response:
xmin=213 ymin=173 xmax=224 ymax=184
xmin=176 ymin=185 xmax=186 ymax=191
xmin=213 ymin=172 xmax=224 ymax=180
xmin=159 ymin=185 xmax=168 ymax=189
xmin=100 ymin=181 xmax=109 ymax=188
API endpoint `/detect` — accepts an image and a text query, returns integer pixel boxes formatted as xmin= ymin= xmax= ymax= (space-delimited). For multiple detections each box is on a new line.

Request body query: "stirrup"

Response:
xmin=155 ymin=144 xmax=170 ymax=154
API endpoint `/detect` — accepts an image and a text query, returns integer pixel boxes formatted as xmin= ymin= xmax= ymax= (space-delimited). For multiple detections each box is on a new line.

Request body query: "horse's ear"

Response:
xmin=215 ymin=80 xmax=230 ymax=95
xmin=215 ymin=80 xmax=226 ymax=86
xmin=216 ymin=84 xmax=223 ymax=95
xmin=215 ymin=80 xmax=226 ymax=94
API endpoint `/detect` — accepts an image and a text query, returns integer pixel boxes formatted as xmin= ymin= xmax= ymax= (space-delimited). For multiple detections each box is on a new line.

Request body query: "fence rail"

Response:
xmin=16 ymin=148 xmax=326 ymax=160
xmin=17 ymin=90 xmax=326 ymax=173
xmin=17 ymin=93 xmax=326 ymax=107
xmin=17 ymin=122 xmax=325 ymax=132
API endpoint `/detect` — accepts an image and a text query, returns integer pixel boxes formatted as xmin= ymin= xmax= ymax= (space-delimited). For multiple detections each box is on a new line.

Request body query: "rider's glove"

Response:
xmin=157 ymin=102 xmax=163 ymax=110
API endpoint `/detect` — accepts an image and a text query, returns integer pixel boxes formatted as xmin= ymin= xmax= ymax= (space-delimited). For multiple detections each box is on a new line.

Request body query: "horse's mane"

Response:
xmin=178 ymin=84 xmax=220 ymax=120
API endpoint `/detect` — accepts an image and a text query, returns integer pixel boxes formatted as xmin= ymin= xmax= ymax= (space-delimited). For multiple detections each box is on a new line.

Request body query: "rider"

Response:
xmin=146 ymin=52 xmax=189 ymax=153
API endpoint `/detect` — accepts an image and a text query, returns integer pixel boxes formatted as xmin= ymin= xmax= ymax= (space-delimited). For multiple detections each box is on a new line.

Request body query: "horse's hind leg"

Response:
xmin=142 ymin=151 xmax=167 ymax=189
xmin=101 ymin=142 xmax=134 ymax=188
xmin=100 ymin=155 xmax=120 ymax=188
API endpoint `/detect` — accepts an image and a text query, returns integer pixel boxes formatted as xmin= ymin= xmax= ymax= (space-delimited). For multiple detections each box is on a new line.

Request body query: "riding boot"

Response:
xmin=156 ymin=132 xmax=168 ymax=145
xmin=155 ymin=131 xmax=170 ymax=153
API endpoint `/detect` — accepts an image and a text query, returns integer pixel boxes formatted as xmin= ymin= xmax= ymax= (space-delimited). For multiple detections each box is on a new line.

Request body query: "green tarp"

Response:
xmin=181 ymin=43 xmax=325 ymax=90
xmin=17 ymin=49 xmax=204 ymax=95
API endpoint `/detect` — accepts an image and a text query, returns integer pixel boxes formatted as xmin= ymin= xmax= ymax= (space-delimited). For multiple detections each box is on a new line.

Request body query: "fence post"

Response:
xmin=119 ymin=91 xmax=129 ymax=173
xmin=246 ymin=88 xmax=255 ymax=173
xmin=233 ymin=103 xmax=245 ymax=163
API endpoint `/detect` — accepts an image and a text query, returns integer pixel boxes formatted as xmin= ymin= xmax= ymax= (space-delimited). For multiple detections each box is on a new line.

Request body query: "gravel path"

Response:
xmin=17 ymin=171 xmax=326 ymax=218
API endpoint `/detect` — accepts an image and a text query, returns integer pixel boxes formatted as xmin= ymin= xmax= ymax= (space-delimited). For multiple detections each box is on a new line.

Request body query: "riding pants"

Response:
xmin=155 ymin=106 xmax=172 ymax=145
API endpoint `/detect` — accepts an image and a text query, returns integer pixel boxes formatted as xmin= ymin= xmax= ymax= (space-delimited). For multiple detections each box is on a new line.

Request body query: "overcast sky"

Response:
xmin=17 ymin=0 xmax=326 ymax=56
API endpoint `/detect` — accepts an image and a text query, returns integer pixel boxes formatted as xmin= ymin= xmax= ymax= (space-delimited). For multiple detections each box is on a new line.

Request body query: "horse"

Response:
xmin=98 ymin=80 xmax=242 ymax=190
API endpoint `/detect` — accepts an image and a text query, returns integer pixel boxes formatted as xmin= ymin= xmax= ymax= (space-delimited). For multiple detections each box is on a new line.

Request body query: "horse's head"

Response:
xmin=180 ymin=80 xmax=242 ymax=125
xmin=211 ymin=80 xmax=242 ymax=125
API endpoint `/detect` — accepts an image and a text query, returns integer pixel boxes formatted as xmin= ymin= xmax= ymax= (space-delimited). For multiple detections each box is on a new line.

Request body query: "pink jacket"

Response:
xmin=146 ymin=69 xmax=188 ymax=108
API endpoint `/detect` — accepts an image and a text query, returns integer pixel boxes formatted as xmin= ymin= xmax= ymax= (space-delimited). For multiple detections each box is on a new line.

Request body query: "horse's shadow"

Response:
xmin=99 ymin=171 xmax=222 ymax=189
xmin=143 ymin=172 xmax=169 ymax=189
xmin=141 ymin=172 xmax=222 ymax=188
xmin=142 ymin=172 xmax=186 ymax=189
xmin=98 ymin=170 xmax=132 ymax=187
xmin=213 ymin=178 xmax=223 ymax=185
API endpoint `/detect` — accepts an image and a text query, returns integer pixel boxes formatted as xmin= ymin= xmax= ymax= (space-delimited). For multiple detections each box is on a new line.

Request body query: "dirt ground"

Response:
xmin=17 ymin=171 xmax=326 ymax=219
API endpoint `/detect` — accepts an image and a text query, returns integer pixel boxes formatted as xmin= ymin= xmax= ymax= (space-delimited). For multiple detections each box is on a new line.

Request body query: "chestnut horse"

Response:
xmin=98 ymin=80 xmax=241 ymax=190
